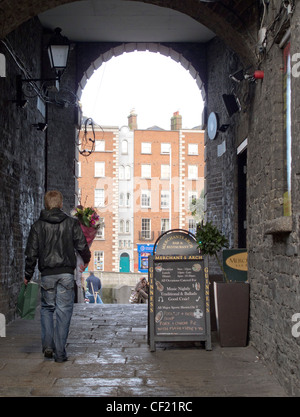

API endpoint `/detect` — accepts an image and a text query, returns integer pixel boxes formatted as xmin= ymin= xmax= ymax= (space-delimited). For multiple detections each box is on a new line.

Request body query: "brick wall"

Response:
xmin=204 ymin=2 xmax=300 ymax=395
xmin=0 ymin=18 xmax=78 ymax=322
xmin=0 ymin=18 xmax=45 ymax=322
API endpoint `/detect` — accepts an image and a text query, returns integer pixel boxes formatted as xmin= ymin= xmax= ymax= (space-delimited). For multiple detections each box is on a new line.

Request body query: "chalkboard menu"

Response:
xmin=148 ymin=230 xmax=212 ymax=352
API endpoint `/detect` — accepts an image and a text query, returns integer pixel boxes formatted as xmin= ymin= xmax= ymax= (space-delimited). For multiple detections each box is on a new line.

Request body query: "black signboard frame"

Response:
xmin=148 ymin=230 xmax=212 ymax=352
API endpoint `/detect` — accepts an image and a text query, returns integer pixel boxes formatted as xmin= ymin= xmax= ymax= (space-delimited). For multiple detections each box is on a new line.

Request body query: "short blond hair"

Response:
xmin=44 ymin=190 xmax=63 ymax=210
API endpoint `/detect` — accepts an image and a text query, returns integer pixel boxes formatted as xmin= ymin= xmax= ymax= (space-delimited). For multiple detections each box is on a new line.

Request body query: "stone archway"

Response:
xmin=0 ymin=0 xmax=258 ymax=67
xmin=76 ymin=42 xmax=207 ymax=102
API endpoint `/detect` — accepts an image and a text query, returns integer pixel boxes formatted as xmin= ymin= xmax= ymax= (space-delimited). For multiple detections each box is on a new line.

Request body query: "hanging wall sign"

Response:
xmin=148 ymin=230 xmax=212 ymax=352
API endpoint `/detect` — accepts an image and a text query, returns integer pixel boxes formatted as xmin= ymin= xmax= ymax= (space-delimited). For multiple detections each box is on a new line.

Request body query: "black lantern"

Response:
xmin=15 ymin=27 xmax=70 ymax=107
xmin=47 ymin=28 xmax=70 ymax=80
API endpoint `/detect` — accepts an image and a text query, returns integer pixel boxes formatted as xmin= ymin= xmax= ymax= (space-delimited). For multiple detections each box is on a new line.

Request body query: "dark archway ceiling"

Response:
xmin=38 ymin=0 xmax=216 ymax=43
xmin=0 ymin=0 xmax=258 ymax=65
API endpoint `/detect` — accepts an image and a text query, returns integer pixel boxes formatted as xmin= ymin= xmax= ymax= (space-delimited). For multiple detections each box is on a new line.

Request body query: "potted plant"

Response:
xmin=195 ymin=221 xmax=250 ymax=347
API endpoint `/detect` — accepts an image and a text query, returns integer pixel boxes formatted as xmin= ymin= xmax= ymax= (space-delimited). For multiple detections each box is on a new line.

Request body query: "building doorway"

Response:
xmin=120 ymin=253 xmax=130 ymax=273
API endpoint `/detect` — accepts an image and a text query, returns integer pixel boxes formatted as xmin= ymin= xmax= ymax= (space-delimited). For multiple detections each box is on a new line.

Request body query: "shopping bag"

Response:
xmin=16 ymin=282 xmax=39 ymax=320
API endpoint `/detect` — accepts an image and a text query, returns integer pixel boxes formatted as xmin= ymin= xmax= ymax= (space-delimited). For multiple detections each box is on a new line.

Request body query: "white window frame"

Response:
xmin=121 ymin=140 xmax=128 ymax=154
xmin=94 ymin=251 xmax=104 ymax=271
xmin=161 ymin=191 xmax=170 ymax=208
xmin=161 ymin=164 xmax=170 ymax=179
xmin=120 ymin=219 xmax=125 ymax=233
xmin=188 ymin=218 xmax=196 ymax=234
xmin=95 ymin=161 xmax=105 ymax=177
xmin=141 ymin=164 xmax=151 ymax=179
xmin=188 ymin=191 xmax=198 ymax=205
xmin=188 ymin=143 xmax=198 ymax=155
xmin=141 ymin=142 xmax=152 ymax=154
xmin=95 ymin=220 xmax=104 ymax=239
xmin=188 ymin=164 xmax=198 ymax=180
xmin=119 ymin=165 xmax=125 ymax=180
xmin=126 ymin=193 xmax=131 ymax=207
xmin=141 ymin=190 xmax=151 ymax=208
xmin=95 ymin=189 xmax=105 ymax=207
xmin=161 ymin=218 xmax=170 ymax=232
xmin=95 ymin=140 xmax=105 ymax=152
xmin=141 ymin=218 xmax=151 ymax=239
xmin=125 ymin=165 xmax=131 ymax=180
xmin=119 ymin=193 xmax=124 ymax=206
xmin=161 ymin=143 xmax=170 ymax=154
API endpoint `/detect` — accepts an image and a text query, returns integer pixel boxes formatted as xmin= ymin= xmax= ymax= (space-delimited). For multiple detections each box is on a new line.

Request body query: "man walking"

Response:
xmin=24 ymin=190 xmax=91 ymax=362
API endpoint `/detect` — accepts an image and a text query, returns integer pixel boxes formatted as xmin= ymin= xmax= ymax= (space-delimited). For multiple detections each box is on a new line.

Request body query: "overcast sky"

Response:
xmin=80 ymin=51 xmax=204 ymax=131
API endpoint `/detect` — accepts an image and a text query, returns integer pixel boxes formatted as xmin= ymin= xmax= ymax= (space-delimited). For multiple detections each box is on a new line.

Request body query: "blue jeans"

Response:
xmin=41 ymin=274 xmax=74 ymax=360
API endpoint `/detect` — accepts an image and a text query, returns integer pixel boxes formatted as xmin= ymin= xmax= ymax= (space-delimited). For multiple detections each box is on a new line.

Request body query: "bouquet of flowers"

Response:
xmin=71 ymin=205 xmax=103 ymax=245
xmin=71 ymin=205 xmax=104 ymax=291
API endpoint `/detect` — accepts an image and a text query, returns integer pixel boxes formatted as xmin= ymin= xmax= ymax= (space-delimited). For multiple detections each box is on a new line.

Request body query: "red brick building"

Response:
xmin=78 ymin=112 xmax=204 ymax=273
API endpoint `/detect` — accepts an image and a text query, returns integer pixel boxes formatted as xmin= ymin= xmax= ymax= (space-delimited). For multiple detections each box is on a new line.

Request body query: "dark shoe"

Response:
xmin=43 ymin=348 xmax=54 ymax=359
xmin=55 ymin=357 xmax=68 ymax=363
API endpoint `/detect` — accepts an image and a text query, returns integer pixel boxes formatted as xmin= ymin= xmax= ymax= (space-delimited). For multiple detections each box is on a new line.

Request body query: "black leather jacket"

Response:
xmin=25 ymin=208 xmax=91 ymax=280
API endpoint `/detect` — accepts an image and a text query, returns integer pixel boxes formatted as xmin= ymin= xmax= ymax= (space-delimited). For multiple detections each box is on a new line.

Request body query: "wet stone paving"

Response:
xmin=0 ymin=303 xmax=288 ymax=398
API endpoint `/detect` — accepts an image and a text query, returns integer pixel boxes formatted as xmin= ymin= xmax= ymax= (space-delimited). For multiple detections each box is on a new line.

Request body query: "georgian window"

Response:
xmin=95 ymin=189 xmax=104 ymax=207
xmin=121 ymin=140 xmax=128 ymax=154
xmin=94 ymin=251 xmax=104 ymax=271
xmin=161 ymin=191 xmax=170 ymax=208
xmin=125 ymin=165 xmax=131 ymax=179
xmin=161 ymin=164 xmax=170 ymax=179
xmin=95 ymin=161 xmax=105 ymax=177
xmin=141 ymin=219 xmax=151 ymax=239
xmin=188 ymin=165 xmax=198 ymax=179
xmin=95 ymin=140 xmax=105 ymax=152
xmin=161 ymin=219 xmax=169 ymax=232
xmin=141 ymin=190 xmax=151 ymax=208
xmin=188 ymin=143 xmax=198 ymax=155
xmin=141 ymin=164 xmax=151 ymax=178
xmin=141 ymin=142 xmax=151 ymax=154
xmin=161 ymin=143 xmax=170 ymax=154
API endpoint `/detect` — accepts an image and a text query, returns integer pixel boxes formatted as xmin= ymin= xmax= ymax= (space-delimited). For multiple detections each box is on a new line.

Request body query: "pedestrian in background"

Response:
xmin=24 ymin=190 xmax=91 ymax=362
xmin=135 ymin=277 xmax=149 ymax=303
xmin=85 ymin=271 xmax=103 ymax=304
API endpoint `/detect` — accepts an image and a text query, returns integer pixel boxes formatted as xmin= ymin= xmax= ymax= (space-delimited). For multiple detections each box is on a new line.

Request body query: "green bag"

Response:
xmin=17 ymin=282 xmax=39 ymax=320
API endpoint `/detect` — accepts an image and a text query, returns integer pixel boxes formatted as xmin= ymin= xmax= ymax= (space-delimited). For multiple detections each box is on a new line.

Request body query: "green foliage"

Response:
xmin=195 ymin=221 xmax=229 ymax=282
xmin=196 ymin=221 xmax=229 ymax=256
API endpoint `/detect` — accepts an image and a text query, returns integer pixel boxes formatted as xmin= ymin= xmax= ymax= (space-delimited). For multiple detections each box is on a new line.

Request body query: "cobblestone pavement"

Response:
xmin=0 ymin=304 xmax=288 ymax=397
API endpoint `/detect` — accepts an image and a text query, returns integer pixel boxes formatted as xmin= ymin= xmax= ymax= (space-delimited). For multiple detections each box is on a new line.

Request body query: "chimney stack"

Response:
xmin=171 ymin=111 xmax=182 ymax=130
xmin=128 ymin=109 xmax=137 ymax=130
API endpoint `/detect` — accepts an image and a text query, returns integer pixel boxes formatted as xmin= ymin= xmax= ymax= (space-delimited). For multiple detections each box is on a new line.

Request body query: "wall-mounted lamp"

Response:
xmin=32 ymin=123 xmax=48 ymax=131
xmin=15 ymin=27 xmax=70 ymax=107
xmin=47 ymin=27 xmax=70 ymax=81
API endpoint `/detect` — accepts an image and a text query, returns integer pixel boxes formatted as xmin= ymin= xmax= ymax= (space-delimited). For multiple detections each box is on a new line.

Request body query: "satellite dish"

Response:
xmin=207 ymin=112 xmax=218 ymax=140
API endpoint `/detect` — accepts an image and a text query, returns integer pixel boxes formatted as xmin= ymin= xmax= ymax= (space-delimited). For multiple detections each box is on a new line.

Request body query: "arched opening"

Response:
xmin=76 ymin=43 xmax=207 ymax=106
xmin=79 ymin=49 xmax=205 ymax=129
